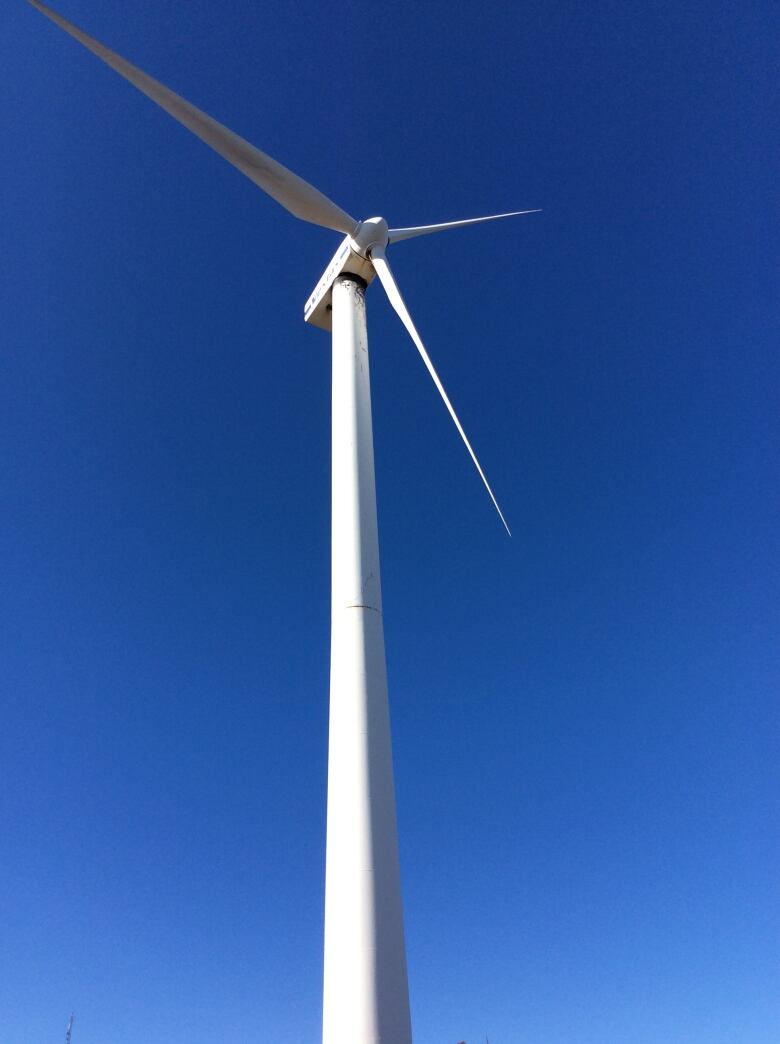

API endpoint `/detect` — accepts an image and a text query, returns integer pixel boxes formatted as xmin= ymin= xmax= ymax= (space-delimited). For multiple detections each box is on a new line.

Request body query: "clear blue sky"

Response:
xmin=3 ymin=2 xmax=777 ymax=1042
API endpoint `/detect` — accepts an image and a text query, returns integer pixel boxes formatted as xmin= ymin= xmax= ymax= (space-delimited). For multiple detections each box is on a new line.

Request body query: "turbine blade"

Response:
xmin=371 ymin=249 xmax=511 ymax=535
xmin=26 ymin=0 xmax=357 ymax=235
xmin=388 ymin=209 xmax=541 ymax=244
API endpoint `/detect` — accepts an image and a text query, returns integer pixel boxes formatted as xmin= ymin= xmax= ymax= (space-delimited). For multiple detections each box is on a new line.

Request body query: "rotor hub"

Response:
xmin=349 ymin=216 xmax=389 ymax=259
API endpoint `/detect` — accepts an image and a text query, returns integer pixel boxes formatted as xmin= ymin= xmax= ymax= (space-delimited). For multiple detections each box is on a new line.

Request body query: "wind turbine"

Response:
xmin=26 ymin=3 xmax=539 ymax=1041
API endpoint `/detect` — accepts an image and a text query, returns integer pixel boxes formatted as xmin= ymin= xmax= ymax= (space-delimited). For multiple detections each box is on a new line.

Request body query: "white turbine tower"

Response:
xmin=27 ymin=3 xmax=540 ymax=1041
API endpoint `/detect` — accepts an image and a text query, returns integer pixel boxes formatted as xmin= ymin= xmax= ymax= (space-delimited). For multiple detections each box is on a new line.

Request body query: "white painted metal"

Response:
xmin=304 ymin=238 xmax=375 ymax=331
xmin=27 ymin=7 xmax=541 ymax=1040
xmin=349 ymin=216 xmax=391 ymax=258
xmin=371 ymin=249 xmax=511 ymax=535
xmin=28 ymin=0 xmax=519 ymax=531
xmin=388 ymin=208 xmax=541 ymax=243
xmin=26 ymin=0 xmax=357 ymax=234
xmin=323 ymin=274 xmax=412 ymax=1044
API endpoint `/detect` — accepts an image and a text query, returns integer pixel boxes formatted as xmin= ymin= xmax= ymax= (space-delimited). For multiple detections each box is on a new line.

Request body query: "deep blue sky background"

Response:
xmin=3 ymin=2 xmax=778 ymax=1042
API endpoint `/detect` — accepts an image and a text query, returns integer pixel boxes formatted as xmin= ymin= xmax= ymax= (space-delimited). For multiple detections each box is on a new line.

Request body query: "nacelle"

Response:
xmin=304 ymin=236 xmax=376 ymax=331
